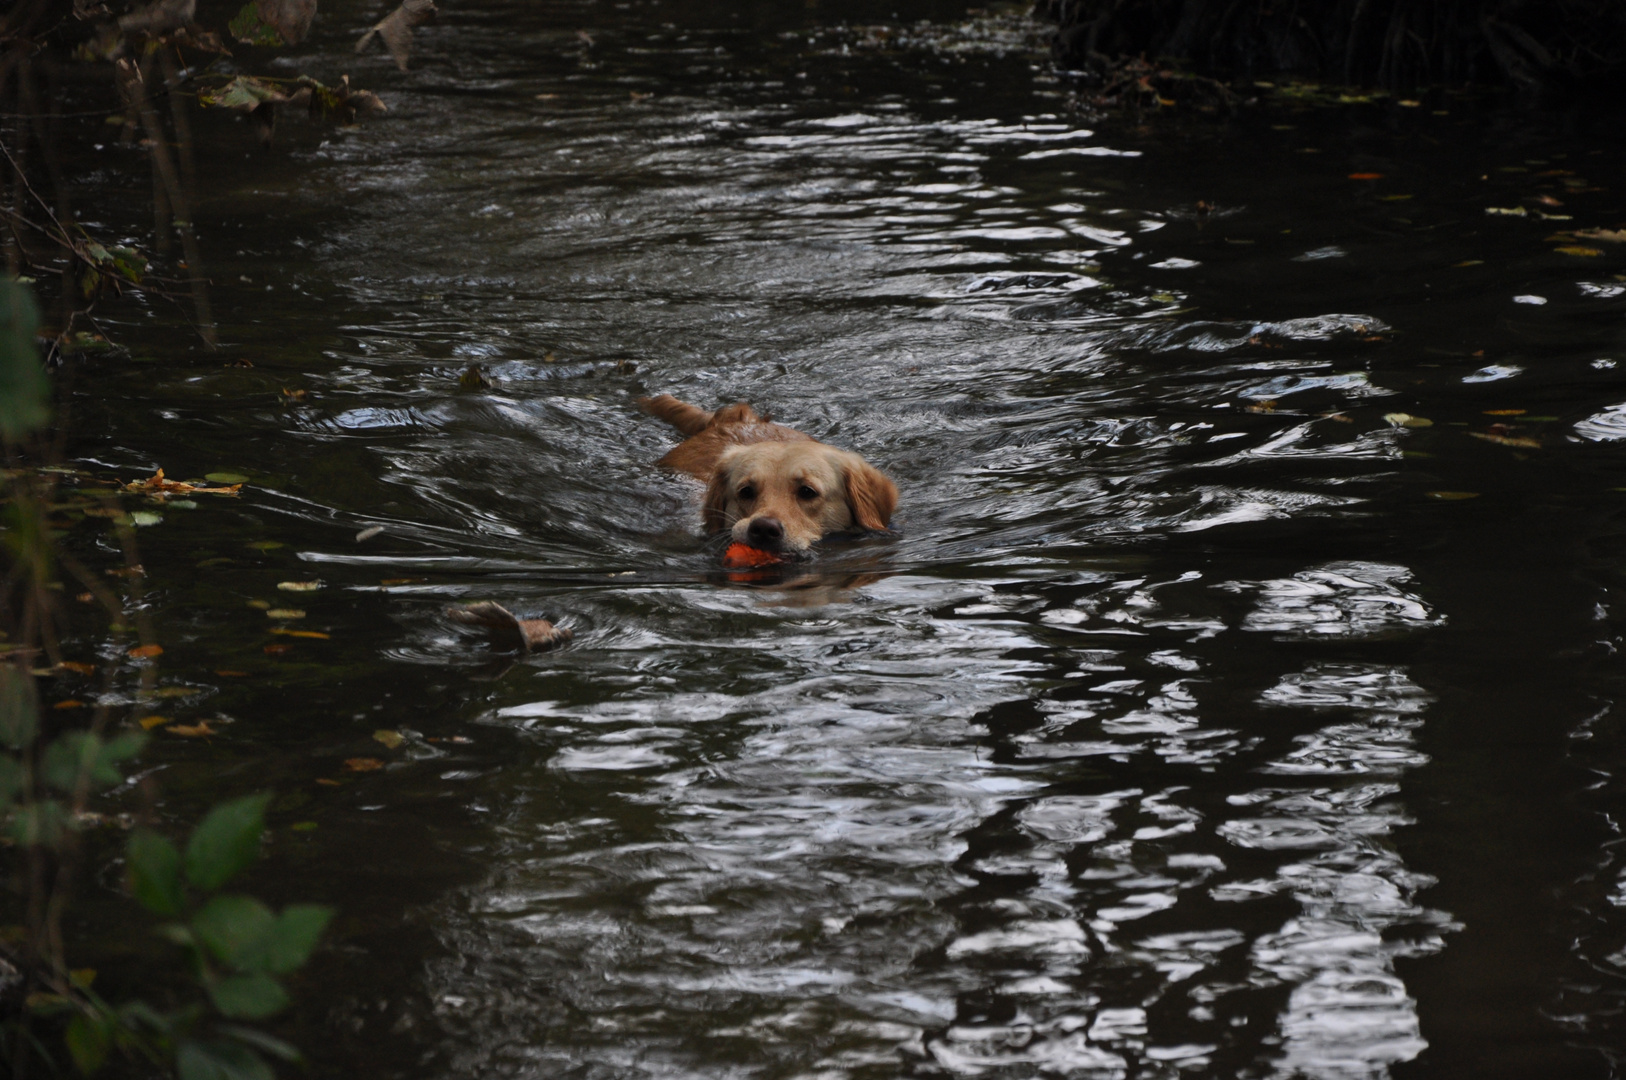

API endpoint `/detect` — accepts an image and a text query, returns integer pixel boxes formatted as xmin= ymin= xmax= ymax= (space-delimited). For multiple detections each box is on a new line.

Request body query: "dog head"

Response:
xmin=703 ymin=441 xmax=897 ymax=555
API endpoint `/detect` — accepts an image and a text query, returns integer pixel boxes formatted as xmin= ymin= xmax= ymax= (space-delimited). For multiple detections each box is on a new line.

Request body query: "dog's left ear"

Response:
xmin=842 ymin=456 xmax=897 ymax=532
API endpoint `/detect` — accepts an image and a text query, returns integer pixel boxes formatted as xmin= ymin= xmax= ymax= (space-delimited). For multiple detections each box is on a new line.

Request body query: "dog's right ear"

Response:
xmin=702 ymin=465 xmax=732 ymax=534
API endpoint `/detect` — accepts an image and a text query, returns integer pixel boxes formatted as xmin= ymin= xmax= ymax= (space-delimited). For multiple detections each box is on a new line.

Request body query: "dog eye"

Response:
xmin=738 ymin=486 xmax=756 ymax=501
xmin=797 ymin=485 xmax=819 ymax=500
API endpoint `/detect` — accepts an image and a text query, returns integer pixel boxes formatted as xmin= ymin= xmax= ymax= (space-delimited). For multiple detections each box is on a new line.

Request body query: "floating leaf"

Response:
xmin=57 ymin=661 xmax=96 ymax=675
xmin=1470 ymin=431 xmax=1541 ymax=448
xmin=269 ymin=629 xmax=329 ymax=640
xmin=169 ymin=722 xmax=218 ymax=738
xmin=248 ymin=540 xmax=283 ymax=551
xmin=1575 ymin=228 xmax=1626 ymax=244
xmin=276 ymin=581 xmax=321 ymax=592
xmin=1556 ymin=246 xmax=1604 ymax=257
xmin=1427 ymin=491 xmax=1481 ymax=500
xmin=206 ymin=472 xmax=250 ymax=484
xmin=228 ymin=3 xmax=284 ymax=45
xmin=126 ymin=469 xmax=243 ymax=497
xmin=140 ymin=715 xmax=173 ymax=730
xmin=1484 ymin=409 xmax=1526 ymax=416
xmin=355 ymin=525 xmax=384 ymax=542
xmin=265 ymin=609 xmax=305 ymax=620
xmin=1484 ymin=206 xmax=1528 ymax=217
xmin=130 ymin=510 xmax=163 ymax=527
xmin=373 ymin=729 xmax=404 ymax=749
xmin=53 ymin=700 xmax=85 ymax=710
xmin=289 ymin=821 xmax=317 ymax=832
xmin=1347 ymin=172 xmax=1383 ymax=180
xmin=342 ymin=757 xmax=383 ymax=773
xmin=128 ymin=644 xmax=164 ymax=659
xmin=1383 ymin=412 xmax=1433 ymax=428
xmin=263 ymin=644 xmax=293 ymax=656
xmin=247 ymin=600 xmax=271 ymax=611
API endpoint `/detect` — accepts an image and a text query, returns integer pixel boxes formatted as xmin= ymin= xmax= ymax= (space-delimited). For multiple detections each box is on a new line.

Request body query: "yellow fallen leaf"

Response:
xmin=1575 ymin=228 xmax=1626 ymax=243
xmin=1470 ymin=431 xmax=1541 ymax=449
xmin=1484 ymin=409 xmax=1526 ymax=416
xmin=1556 ymin=246 xmax=1604 ymax=257
xmin=57 ymin=661 xmax=96 ymax=675
xmin=168 ymin=721 xmax=217 ymax=738
xmin=373 ymin=729 xmax=405 ymax=749
xmin=247 ymin=599 xmax=271 ymax=610
xmin=270 ymin=628 xmax=330 ymax=640
xmin=1384 ymin=413 xmax=1433 ymax=428
xmin=127 ymin=644 xmax=163 ymax=659
xmin=1485 ymin=206 xmax=1527 ymax=216
xmin=265 ymin=609 xmax=306 ymax=620
xmin=52 ymin=700 xmax=85 ymax=710
xmin=277 ymin=581 xmax=322 ymax=592
xmin=139 ymin=715 xmax=173 ymax=730
xmin=343 ymin=757 xmax=383 ymax=773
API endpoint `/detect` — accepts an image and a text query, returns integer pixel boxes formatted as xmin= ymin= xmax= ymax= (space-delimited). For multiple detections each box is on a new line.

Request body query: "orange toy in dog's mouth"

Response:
xmin=722 ymin=542 xmax=783 ymax=568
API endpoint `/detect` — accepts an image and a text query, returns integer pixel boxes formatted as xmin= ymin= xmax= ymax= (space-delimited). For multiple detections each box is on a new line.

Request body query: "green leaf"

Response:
xmin=65 ymin=1013 xmax=110 ymax=1074
xmin=206 ymin=973 xmax=288 ymax=1020
xmin=217 ymin=1025 xmax=302 ymax=1064
xmin=11 ymin=800 xmax=69 ymax=846
xmin=0 ymin=282 xmax=49 ymax=441
xmin=128 ymin=830 xmax=186 ymax=916
xmin=0 ymin=666 xmax=39 ymax=749
xmin=184 ymin=793 xmax=270 ymax=892
xmin=42 ymin=731 xmax=131 ymax=792
xmin=264 ymin=904 xmax=333 ymax=973
xmin=192 ymin=895 xmax=275 ymax=971
xmin=177 ymin=1038 xmax=276 ymax=1080
xmin=0 ymin=756 xmax=24 ymax=804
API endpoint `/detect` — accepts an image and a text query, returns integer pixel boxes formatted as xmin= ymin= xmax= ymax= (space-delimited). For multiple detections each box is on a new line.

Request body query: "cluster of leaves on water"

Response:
xmin=1 ymin=282 xmax=332 ymax=1078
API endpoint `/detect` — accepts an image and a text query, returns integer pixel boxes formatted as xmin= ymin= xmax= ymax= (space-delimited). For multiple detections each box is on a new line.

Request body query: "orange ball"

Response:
xmin=723 ymin=543 xmax=782 ymax=568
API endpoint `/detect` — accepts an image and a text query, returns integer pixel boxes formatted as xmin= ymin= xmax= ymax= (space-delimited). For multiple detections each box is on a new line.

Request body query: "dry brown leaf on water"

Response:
xmin=124 ymin=468 xmax=243 ymax=496
xmin=356 ymin=0 xmax=437 ymax=71
xmin=266 ymin=608 xmax=306 ymax=620
xmin=373 ymin=730 xmax=405 ymax=749
xmin=255 ymin=0 xmax=316 ymax=43
xmin=343 ymin=757 xmax=383 ymax=773
xmin=1556 ymin=246 xmax=1605 ymax=257
xmin=57 ymin=661 xmax=96 ymax=675
xmin=264 ymin=644 xmax=293 ymax=656
xmin=1427 ymin=491 xmax=1481 ymax=500
xmin=168 ymin=721 xmax=217 ymax=738
xmin=53 ymin=700 xmax=85 ymax=711
xmin=139 ymin=715 xmax=172 ymax=730
xmin=315 ymin=778 xmax=342 ymax=787
xmin=270 ymin=628 xmax=330 ymax=640
xmin=127 ymin=644 xmax=163 ymax=659
xmin=1470 ymin=431 xmax=1541 ymax=449
xmin=445 ymin=601 xmax=572 ymax=653
xmin=1484 ymin=409 xmax=1527 ymax=416
xmin=1575 ymin=228 xmax=1626 ymax=243
xmin=278 ymin=581 xmax=322 ymax=592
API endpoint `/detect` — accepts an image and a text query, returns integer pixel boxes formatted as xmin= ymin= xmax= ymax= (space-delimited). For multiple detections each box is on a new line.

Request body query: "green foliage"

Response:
xmin=0 ymin=281 xmax=49 ymax=442
xmin=0 ymin=664 xmax=41 ymax=748
xmin=185 ymin=793 xmax=271 ymax=891
xmin=128 ymin=830 xmax=187 ymax=916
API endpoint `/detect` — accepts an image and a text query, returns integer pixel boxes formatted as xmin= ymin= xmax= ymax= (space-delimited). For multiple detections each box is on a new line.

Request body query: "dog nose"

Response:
xmin=746 ymin=517 xmax=784 ymax=547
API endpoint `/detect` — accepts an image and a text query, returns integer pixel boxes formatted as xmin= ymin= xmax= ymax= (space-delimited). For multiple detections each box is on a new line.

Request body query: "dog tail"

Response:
xmin=638 ymin=394 xmax=715 ymax=437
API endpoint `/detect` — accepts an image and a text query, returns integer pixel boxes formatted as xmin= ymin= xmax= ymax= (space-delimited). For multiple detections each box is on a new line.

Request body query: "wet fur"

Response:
xmin=640 ymin=394 xmax=897 ymax=554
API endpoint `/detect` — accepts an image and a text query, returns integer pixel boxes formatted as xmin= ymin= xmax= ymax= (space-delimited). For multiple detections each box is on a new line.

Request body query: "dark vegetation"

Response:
xmin=1035 ymin=0 xmax=1626 ymax=97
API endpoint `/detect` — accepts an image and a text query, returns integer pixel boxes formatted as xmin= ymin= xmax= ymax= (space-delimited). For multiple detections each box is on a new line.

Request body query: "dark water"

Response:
xmin=51 ymin=1 xmax=1626 ymax=1076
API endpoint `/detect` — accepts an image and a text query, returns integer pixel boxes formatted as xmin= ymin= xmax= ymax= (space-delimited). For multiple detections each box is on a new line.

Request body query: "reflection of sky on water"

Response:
xmin=418 ymin=563 xmax=1449 ymax=1078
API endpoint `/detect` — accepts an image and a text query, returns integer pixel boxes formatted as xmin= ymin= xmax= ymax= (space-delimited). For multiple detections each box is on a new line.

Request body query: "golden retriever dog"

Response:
xmin=639 ymin=394 xmax=897 ymax=557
